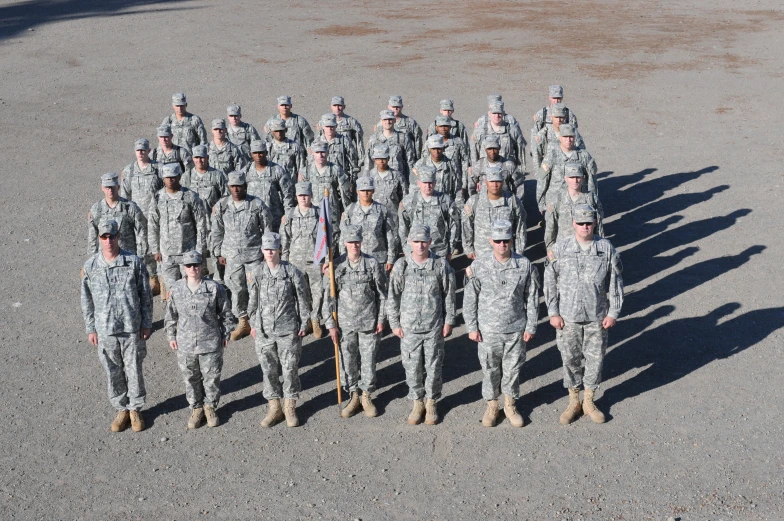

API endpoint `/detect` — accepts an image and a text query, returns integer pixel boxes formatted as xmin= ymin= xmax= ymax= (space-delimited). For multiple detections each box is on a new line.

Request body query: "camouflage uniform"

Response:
xmin=412 ymin=154 xmax=464 ymax=206
xmin=339 ymin=199 xmax=397 ymax=265
xmin=469 ymin=156 xmax=525 ymax=199
xmin=180 ymin=166 xmax=228 ymax=213
xmin=162 ymin=111 xmax=208 ymax=152
xmin=462 ymin=189 xmax=527 ymax=258
xmin=323 ymin=251 xmax=387 ymax=393
xmin=464 ymin=251 xmax=540 ymax=400
xmin=121 ymin=157 xmax=163 ymax=275
xmin=318 ymin=133 xmax=361 ymax=182
xmin=243 ymin=161 xmax=295 ymax=232
xmin=377 ymin=96 xmax=423 ymax=160
xmin=226 ymin=105 xmax=262 ymax=161
xmin=544 ymin=189 xmax=605 ymax=251
xmin=319 ymin=98 xmax=365 ymax=165
xmin=208 ymin=140 xmax=246 ymax=175
xmin=361 ymin=165 xmax=406 ymax=213
xmin=151 ymin=144 xmax=193 ymax=170
xmin=165 ymin=274 xmax=236 ymax=410
xmin=264 ymin=111 xmax=314 ymax=149
xmin=544 ymin=234 xmax=624 ymax=390
xmin=247 ymin=259 xmax=311 ymax=400
xmin=281 ymin=203 xmax=323 ymax=323
xmin=365 ymin=126 xmax=416 ymax=182
xmin=532 ymin=121 xmax=585 ymax=171
xmin=298 ymin=161 xmax=352 ymax=243
xmin=87 ymin=198 xmax=147 ymax=256
xmin=81 ymin=247 xmax=152 ymax=411
xmin=387 ymin=251 xmax=456 ymax=401
xmin=471 ymin=110 xmax=526 ymax=169
xmin=399 ymin=190 xmax=457 ymax=258
xmin=536 ymin=131 xmax=598 ymax=212
xmin=426 ymin=116 xmax=470 ymax=145
xmin=531 ymin=85 xmax=579 ymax=135
xmin=267 ymin=119 xmax=307 ymax=176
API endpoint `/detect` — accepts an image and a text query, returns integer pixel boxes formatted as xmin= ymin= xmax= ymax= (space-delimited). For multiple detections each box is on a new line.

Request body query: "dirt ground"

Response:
xmin=1 ymin=0 xmax=783 ymax=519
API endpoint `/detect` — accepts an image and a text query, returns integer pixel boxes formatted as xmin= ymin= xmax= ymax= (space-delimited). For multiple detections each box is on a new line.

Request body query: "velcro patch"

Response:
xmin=541 ymin=163 xmax=550 ymax=173
xmin=463 ymin=204 xmax=472 ymax=216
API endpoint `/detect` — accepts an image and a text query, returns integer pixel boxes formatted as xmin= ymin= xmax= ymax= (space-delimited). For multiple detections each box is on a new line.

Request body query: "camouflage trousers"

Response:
xmin=254 ymin=333 xmax=302 ymax=400
xmin=294 ymin=262 xmax=323 ymax=322
xmin=160 ymin=253 xmax=185 ymax=293
xmin=339 ymin=329 xmax=379 ymax=393
xmin=176 ymin=349 xmax=223 ymax=409
xmin=556 ymin=320 xmax=608 ymax=390
xmin=225 ymin=256 xmax=262 ymax=318
xmin=97 ymin=333 xmax=147 ymax=411
xmin=400 ymin=328 xmax=444 ymax=401
xmin=478 ymin=331 xmax=527 ymax=400
xmin=144 ymin=253 xmax=158 ymax=277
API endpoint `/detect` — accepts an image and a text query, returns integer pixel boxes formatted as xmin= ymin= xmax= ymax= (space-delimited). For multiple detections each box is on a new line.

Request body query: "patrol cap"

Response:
xmin=250 ymin=140 xmax=267 ymax=153
xmin=551 ymin=103 xmax=567 ymax=118
xmin=161 ymin=163 xmax=183 ymax=177
xmin=417 ymin=164 xmax=436 ymax=183
xmin=356 ymin=176 xmax=375 ymax=191
xmin=559 ymin=124 xmax=575 ymax=137
xmin=212 ymin=118 xmax=226 ymax=130
xmin=227 ymin=171 xmax=246 ymax=186
xmin=343 ymin=224 xmax=363 ymax=243
xmin=181 ymin=250 xmax=203 ymax=265
xmin=267 ymin=118 xmax=286 ymax=132
xmin=172 ymin=92 xmax=187 ymax=106
xmin=408 ymin=224 xmax=431 ymax=242
xmin=487 ymin=94 xmax=503 ymax=104
xmin=573 ymin=204 xmax=596 ymax=224
xmin=435 ymin=115 xmax=451 ymax=126
xmin=563 ymin=162 xmax=584 ymax=178
xmin=491 ymin=219 xmax=513 ymax=241
xmin=427 ymin=135 xmax=446 ymax=149
xmin=485 ymin=164 xmax=504 ymax=182
xmin=101 ymin=172 xmax=119 ymax=187
xmin=440 ymin=99 xmax=454 ymax=111
xmin=261 ymin=232 xmax=281 ymax=249
xmin=226 ymin=105 xmax=241 ymax=116
xmin=388 ymin=95 xmax=403 ymax=107
xmin=310 ymin=140 xmax=328 ymax=153
xmin=320 ymin=113 xmax=337 ymax=127
xmin=98 ymin=219 xmax=119 ymax=236
xmin=295 ymin=181 xmax=312 ymax=196
xmin=331 ymin=95 xmax=345 ymax=106
xmin=277 ymin=95 xmax=292 ymax=106
xmin=489 ymin=102 xmax=504 ymax=114
xmin=157 ymin=124 xmax=173 ymax=137
xmin=379 ymin=109 xmax=395 ymax=120
xmin=192 ymin=144 xmax=208 ymax=157
xmin=549 ymin=84 xmax=564 ymax=98
xmin=483 ymin=135 xmax=501 ymax=149
xmin=371 ymin=143 xmax=390 ymax=159
xmin=134 ymin=138 xmax=150 ymax=151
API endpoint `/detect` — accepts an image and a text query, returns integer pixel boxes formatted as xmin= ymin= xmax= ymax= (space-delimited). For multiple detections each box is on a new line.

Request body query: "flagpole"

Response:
xmin=325 ymin=188 xmax=343 ymax=408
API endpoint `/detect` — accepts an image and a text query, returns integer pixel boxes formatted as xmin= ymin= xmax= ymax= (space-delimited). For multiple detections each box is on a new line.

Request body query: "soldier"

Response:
xmin=151 ymin=124 xmax=193 ymax=170
xmin=148 ymin=163 xmax=206 ymax=299
xmin=362 ymin=143 xmax=407 ymax=212
xmin=471 ymin=101 xmax=526 ymax=170
xmin=365 ymin=110 xmax=416 ymax=184
xmin=211 ymin=171 xmax=273 ymax=341
xmin=182 ymin=145 xmax=229 ymax=214
xmin=161 ymin=92 xmax=208 ymax=152
xmin=399 ymin=165 xmax=458 ymax=259
xmin=544 ymin=163 xmax=604 ymax=254
xmin=121 ymin=138 xmax=163 ymax=294
xmin=248 ymin=232 xmax=311 ymax=428
xmin=165 ymin=250 xmax=236 ymax=429
xmin=431 ymin=116 xmax=471 ymax=193
xmin=531 ymin=103 xmax=585 ymax=171
xmin=208 ymin=118 xmax=245 ymax=175
xmin=316 ymin=114 xmax=361 ymax=183
xmin=425 ymin=99 xmax=469 ymax=144
xmin=322 ymin=96 xmax=365 ymax=165
xmin=226 ymin=104 xmax=261 ymax=161
xmin=266 ymin=118 xmax=306 ymax=176
xmin=298 ymin=140 xmax=352 ymax=244
xmin=468 ymin=135 xmax=525 ymax=199
xmin=463 ymin=220 xmax=539 ymax=428
xmin=81 ymin=219 xmax=152 ymax=433
xmin=88 ymin=173 xmax=147 ymax=257
xmin=388 ymin=225 xmax=456 ymax=426
xmin=264 ymin=95 xmax=314 ymax=148
xmin=339 ymin=176 xmax=396 ymax=271
xmin=375 ymin=95 xmax=423 ymax=160
xmin=281 ymin=181 xmax=325 ymax=338
xmin=324 ymin=225 xmax=388 ymax=419
xmin=531 ymin=84 xmax=578 ymax=136
xmin=544 ymin=205 xmax=624 ymax=425
xmin=473 ymin=94 xmax=523 ymax=136
xmin=462 ymin=164 xmax=526 ymax=260
xmin=242 ymin=140 xmax=295 ymax=233
xmin=536 ymin=124 xmax=598 ymax=214
xmin=413 ymin=134 xmax=463 ymax=206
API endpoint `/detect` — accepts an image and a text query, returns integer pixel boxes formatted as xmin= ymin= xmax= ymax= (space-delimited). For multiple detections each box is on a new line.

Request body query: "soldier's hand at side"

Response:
xmin=328 ymin=327 xmax=340 ymax=344
xmin=385 ymin=263 xmax=393 ymax=272
xmin=442 ymin=324 xmax=453 ymax=338
xmin=468 ymin=331 xmax=482 ymax=343
xmin=523 ymin=332 xmax=534 ymax=343
xmin=297 ymin=330 xmax=307 ymax=337
xmin=466 ymin=252 xmax=476 ymax=260
xmin=322 ymin=264 xmax=329 ymax=275
xmin=602 ymin=316 xmax=617 ymax=329
xmin=140 ymin=328 xmax=151 ymax=340
xmin=153 ymin=253 xmax=162 ymax=262
xmin=217 ymin=256 xmax=227 ymax=266
xmin=87 ymin=333 xmax=98 ymax=346
xmin=550 ymin=316 xmax=564 ymax=329
xmin=169 ymin=340 xmax=178 ymax=350
xmin=375 ymin=323 xmax=384 ymax=334
xmin=223 ymin=339 xmax=229 ymax=348
xmin=250 ymin=328 xmax=257 ymax=339
xmin=392 ymin=327 xmax=404 ymax=339
xmin=446 ymin=253 xmax=452 ymax=262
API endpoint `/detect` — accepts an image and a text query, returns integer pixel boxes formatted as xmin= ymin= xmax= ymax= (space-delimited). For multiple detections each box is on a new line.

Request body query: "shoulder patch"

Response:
xmin=547 ymin=249 xmax=556 ymax=261
xmin=87 ymin=211 xmax=93 ymax=222
xmin=541 ymin=162 xmax=550 ymax=172
xmin=463 ymin=204 xmax=472 ymax=216
xmin=246 ymin=271 xmax=254 ymax=284
xmin=547 ymin=202 xmax=553 ymax=213
xmin=280 ymin=215 xmax=287 ymax=225
xmin=465 ymin=266 xmax=473 ymax=278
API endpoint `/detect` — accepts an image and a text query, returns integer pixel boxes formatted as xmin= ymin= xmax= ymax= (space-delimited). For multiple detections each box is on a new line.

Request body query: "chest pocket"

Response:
xmin=163 ymin=199 xmax=185 ymax=222
xmin=487 ymin=203 xmax=513 ymax=224
xmin=495 ymin=270 xmax=523 ymax=298
xmin=581 ymin=253 xmax=608 ymax=283
xmin=106 ymin=265 xmax=133 ymax=290
xmin=185 ymin=292 xmax=211 ymax=317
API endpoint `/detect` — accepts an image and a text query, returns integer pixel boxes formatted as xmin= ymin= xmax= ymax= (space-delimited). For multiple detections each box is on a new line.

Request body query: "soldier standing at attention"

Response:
xmin=266 ymin=119 xmax=306 ymax=176
xmin=388 ymin=225 xmax=456 ymax=426
xmin=366 ymin=110 xmax=416 ymax=184
xmin=165 ymin=250 xmax=235 ymax=429
xmin=162 ymin=92 xmax=208 ymax=152
xmin=536 ymin=124 xmax=598 ymax=215
xmin=544 ymin=205 xmax=623 ymax=425
xmin=242 ymin=139 xmax=295 ymax=233
xmin=151 ymin=124 xmax=193 ymax=170
xmin=226 ymin=104 xmax=261 ymax=162
xmin=81 ymin=219 xmax=152 ymax=433
xmin=531 ymin=84 xmax=578 ymax=136
xmin=463 ymin=220 xmax=539 ymax=428
xmin=88 ymin=173 xmax=147 ymax=257
xmin=208 ymin=118 xmax=246 ymax=175
xmin=339 ymin=176 xmax=397 ymax=271
xmin=264 ymin=95 xmax=314 ymax=148
xmin=378 ymin=95 xmax=423 ymax=161
xmin=323 ymin=96 xmax=365 ymax=165
xmin=425 ymin=99 xmax=469 ymax=144
xmin=317 ymin=114 xmax=361 ymax=184
xmin=544 ymin=163 xmax=604 ymax=255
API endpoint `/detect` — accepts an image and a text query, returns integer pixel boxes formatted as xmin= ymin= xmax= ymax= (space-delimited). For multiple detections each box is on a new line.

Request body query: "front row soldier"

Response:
xmin=340 ymin=176 xmax=397 ymax=271
xmin=164 ymin=250 xmax=235 ymax=429
xmin=248 ymin=233 xmax=311 ymax=428
xmin=325 ymin=225 xmax=388 ymax=419
xmin=88 ymin=173 xmax=147 ymax=258
xmin=544 ymin=205 xmax=624 ymax=425
xmin=463 ymin=220 xmax=539 ymax=428
xmin=81 ymin=219 xmax=152 ymax=433
xmin=388 ymin=225 xmax=456 ymax=426
xmin=399 ymin=165 xmax=458 ymax=260
xmin=544 ymin=163 xmax=604 ymax=255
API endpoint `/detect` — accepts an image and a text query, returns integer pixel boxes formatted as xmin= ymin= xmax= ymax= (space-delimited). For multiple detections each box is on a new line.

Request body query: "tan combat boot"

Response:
xmin=482 ymin=400 xmax=499 ymax=427
xmin=187 ymin=407 xmax=204 ymax=429
xmin=283 ymin=399 xmax=300 ymax=427
xmin=230 ymin=316 xmax=251 ymax=341
xmin=424 ymin=398 xmax=439 ymax=425
xmin=407 ymin=400 xmax=425 ymax=425
xmin=503 ymin=395 xmax=524 ymax=428
xmin=559 ymin=388 xmax=582 ymax=425
xmin=583 ymin=388 xmax=606 ymax=424
xmin=361 ymin=391 xmax=378 ymax=418
xmin=340 ymin=391 xmax=361 ymax=419
xmin=260 ymin=399 xmax=284 ymax=428
xmin=160 ymin=279 xmax=168 ymax=301
xmin=110 ymin=410 xmax=130 ymax=432
xmin=311 ymin=319 xmax=325 ymax=339
xmin=149 ymin=275 xmax=161 ymax=296
xmin=204 ymin=405 xmax=220 ymax=427
xmin=129 ymin=410 xmax=145 ymax=432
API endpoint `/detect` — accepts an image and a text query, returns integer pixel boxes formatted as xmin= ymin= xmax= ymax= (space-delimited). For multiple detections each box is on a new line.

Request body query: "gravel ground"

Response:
xmin=1 ymin=1 xmax=783 ymax=519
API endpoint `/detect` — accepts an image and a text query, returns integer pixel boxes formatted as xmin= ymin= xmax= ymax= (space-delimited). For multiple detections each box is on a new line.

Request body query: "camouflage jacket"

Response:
xmin=375 ymin=115 xmax=423 ymax=161
xmin=121 ymin=161 xmax=163 ymax=217
xmin=208 ymin=140 xmax=246 ymax=175
xmin=339 ymin=201 xmax=397 ymax=264
xmin=227 ymin=122 xmax=262 ymax=160
xmin=426 ymin=117 xmax=469 ymax=145
xmin=87 ymin=198 xmax=147 ymax=256
xmin=150 ymin=145 xmax=193 ymax=170
xmin=462 ymin=190 xmax=526 ymax=257
xmin=544 ymin=189 xmax=605 ymax=251
xmin=265 ymin=114 xmax=315 ymax=148
xmin=164 ymin=278 xmax=236 ymax=354
xmin=281 ymin=205 xmax=320 ymax=266
xmin=148 ymin=187 xmax=206 ymax=256
xmin=268 ymin=138 xmax=306 ymax=178
xmin=532 ymin=124 xmax=585 ymax=170
xmin=532 ymin=105 xmax=578 ymax=134
xmin=180 ymin=166 xmax=228 ymax=212
xmin=318 ymin=114 xmax=365 ymax=164
xmin=413 ymin=155 xmax=464 ymax=206
xmin=471 ymin=119 xmax=526 ymax=169
xmin=323 ymin=253 xmax=387 ymax=332
xmin=247 ymin=261 xmax=311 ymax=336
xmin=162 ymin=113 xmax=208 ymax=151
xmin=211 ymin=195 xmax=272 ymax=262
xmin=242 ymin=161 xmax=296 ymax=223
xmin=365 ymin=130 xmax=416 ymax=179
xmin=360 ymin=167 xmax=406 ymax=213
xmin=399 ymin=191 xmax=457 ymax=257
xmin=537 ymin=147 xmax=598 ymax=210
xmin=469 ymin=157 xmax=524 ymax=199
xmin=298 ymin=162 xmax=353 ymax=222
xmin=387 ymin=253 xmax=456 ymax=333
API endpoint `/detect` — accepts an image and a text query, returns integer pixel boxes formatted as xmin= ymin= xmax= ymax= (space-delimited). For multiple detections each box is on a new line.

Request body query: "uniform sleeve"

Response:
xmin=120 ymin=166 xmax=132 ymax=199
xmin=585 ymin=153 xmax=599 ymax=198
xmin=384 ymin=208 xmax=396 ymax=264
xmin=131 ymin=203 xmax=148 ymax=257
xmin=524 ymin=264 xmax=540 ymax=335
xmin=536 ymin=150 xmax=553 ymax=211
xmin=347 ymin=139 xmax=360 ymax=176
xmin=442 ymin=262 xmax=457 ymax=326
xmin=513 ymin=195 xmax=527 ymax=253
xmin=147 ymin=197 xmax=161 ymax=254
xmin=87 ymin=206 xmax=99 ymax=255
xmin=452 ymin=162 xmax=464 ymax=206
xmin=195 ymin=116 xmax=208 ymax=146
xmin=462 ymin=262 xmax=480 ymax=333
xmin=594 ymin=195 xmax=605 ymax=238
xmin=398 ymin=200 xmax=410 ymax=248
xmin=278 ymin=168 xmax=296 ymax=211
xmin=250 ymin=124 xmax=262 ymax=142
xmin=386 ymin=261 xmax=404 ymax=329
xmin=259 ymin=200 xmax=274 ymax=235
xmin=403 ymin=135 xmax=416 ymax=172
xmin=510 ymin=163 xmax=526 ymax=201
xmin=182 ymin=147 xmax=194 ymax=170
xmin=512 ymin=126 xmax=526 ymax=171
xmin=322 ymin=269 xmax=336 ymax=329
xmin=247 ymin=270 xmax=260 ymax=324
xmin=607 ymin=246 xmax=624 ymax=319
xmin=447 ymin=200 xmax=459 ymax=254
xmin=216 ymin=283 xmax=237 ymax=341
xmin=80 ymin=265 xmax=96 ymax=334
xmin=412 ymin=120 xmax=424 ymax=157
xmin=336 ymin=167 xmax=353 ymax=211
xmin=461 ymin=198 xmax=476 ymax=255
xmin=164 ymin=291 xmax=179 ymax=342
xmin=298 ymin=166 xmax=309 ymax=183
xmin=543 ymin=249 xmax=561 ymax=318
xmin=211 ymin=202 xmax=225 ymax=258
xmin=280 ymin=213 xmax=292 ymax=261
xmin=338 ymin=211 xmax=349 ymax=256
xmin=531 ymin=127 xmax=544 ymax=168
xmin=373 ymin=263 xmax=388 ymax=326
xmin=219 ymin=170 xmax=229 ymax=197
xmin=544 ymin=201 xmax=558 ymax=251
xmin=136 ymin=259 xmax=153 ymax=330
xmin=470 ymin=125 xmax=483 ymax=163
xmin=192 ymin=194 xmax=207 ymax=253
xmin=293 ymin=267 xmax=311 ymax=332
xmin=363 ymin=135 xmax=376 ymax=170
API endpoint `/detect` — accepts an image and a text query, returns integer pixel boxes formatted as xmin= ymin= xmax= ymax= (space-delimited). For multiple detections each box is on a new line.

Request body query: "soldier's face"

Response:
xmin=490 ymin=237 xmax=511 ymax=257
xmin=164 ymin=176 xmax=181 ymax=190
xmin=194 ymin=156 xmax=209 ymax=169
xmin=358 ymin=190 xmax=374 ymax=205
xmin=159 ymin=135 xmax=172 ymax=148
xmin=278 ymin=104 xmax=292 ymax=117
xmin=102 ymin=185 xmax=119 ymax=201
xmin=486 ymin=180 xmax=503 ymax=197
xmin=389 ymin=106 xmax=402 ymax=117
xmin=549 ymin=96 xmax=562 ymax=107
xmin=263 ymin=248 xmax=281 ymax=263
xmin=229 ymin=184 xmax=247 ymax=201
xmin=331 ymin=105 xmax=344 ymax=116
xmin=440 ymin=109 xmax=453 ymax=118
xmin=272 ymin=130 xmax=286 ymax=141
xmin=184 ymin=263 xmax=202 ymax=280
xmin=565 ymin=176 xmax=582 ymax=191
xmin=489 ymin=112 xmax=504 ymax=125
xmin=409 ymin=240 xmax=431 ymax=257
xmin=135 ymin=149 xmax=149 ymax=162
xmin=429 ymin=148 xmax=444 ymax=161
xmin=436 ymin=125 xmax=450 ymax=137
xmin=486 ymin=147 xmax=500 ymax=161
xmin=573 ymin=220 xmax=595 ymax=240
xmin=252 ymin=151 xmax=268 ymax=164
xmin=381 ymin=119 xmax=395 ymax=131
xmin=313 ymin=150 xmax=327 ymax=166
xmin=345 ymin=241 xmax=362 ymax=259
xmin=212 ymin=128 xmax=226 ymax=141
xmin=323 ymin=126 xmax=336 ymax=139
xmin=552 ymin=115 xmax=564 ymax=127
xmin=418 ymin=181 xmax=434 ymax=197
xmin=228 ymin=114 xmax=242 ymax=126
xmin=374 ymin=157 xmax=389 ymax=170
xmin=297 ymin=194 xmax=311 ymax=207
xmin=559 ymin=135 xmax=575 ymax=150
xmin=100 ymin=233 xmax=119 ymax=255
xmin=173 ymin=104 xmax=186 ymax=117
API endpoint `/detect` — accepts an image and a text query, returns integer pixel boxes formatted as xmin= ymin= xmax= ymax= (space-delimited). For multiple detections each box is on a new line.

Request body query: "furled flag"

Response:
xmin=314 ymin=194 xmax=332 ymax=265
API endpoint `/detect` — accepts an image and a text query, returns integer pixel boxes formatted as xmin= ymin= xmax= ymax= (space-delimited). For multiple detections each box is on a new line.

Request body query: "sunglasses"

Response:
xmin=492 ymin=239 xmax=511 ymax=244
xmin=184 ymin=264 xmax=200 ymax=268
xmin=99 ymin=235 xmax=117 ymax=240
xmin=576 ymin=222 xmax=593 ymax=227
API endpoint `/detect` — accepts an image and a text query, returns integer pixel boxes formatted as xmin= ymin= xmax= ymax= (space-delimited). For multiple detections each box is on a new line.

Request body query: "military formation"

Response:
xmin=81 ymin=88 xmax=624 ymax=432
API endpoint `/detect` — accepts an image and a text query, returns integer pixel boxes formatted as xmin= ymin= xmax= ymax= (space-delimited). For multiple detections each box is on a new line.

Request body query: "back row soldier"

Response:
xmin=162 ymin=92 xmax=207 ymax=152
xmin=425 ymin=99 xmax=469 ymax=145
xmin=318 ymin=96 xmax=365 ymax=166
xmin=376 ymin=95 xmax=423 ymax=161
xmin=471 ymin=100 xmax=526 ymax=171
xmin=431 ymin=115 xmax=471 ymax=189
xmin=318 ymin=114 xmax=361 ymax=183
xmin=264 ymin=95 xmax=314 ymax=149
xmin=531 ymin=84 xmax=578 ymax=136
